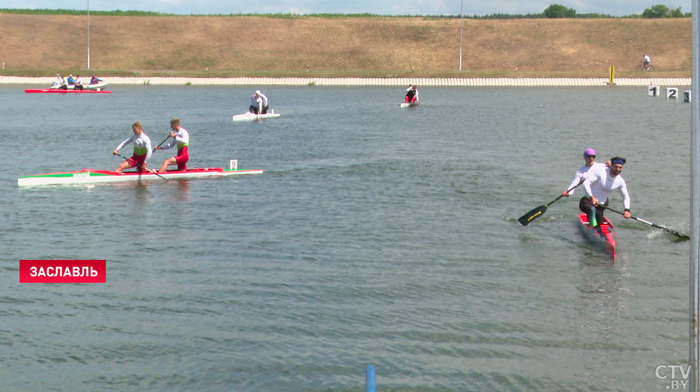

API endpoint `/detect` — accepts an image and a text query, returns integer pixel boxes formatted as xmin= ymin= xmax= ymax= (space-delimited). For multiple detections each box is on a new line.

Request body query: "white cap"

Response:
xmin=255 ymin=90 xmax=261 ymax=94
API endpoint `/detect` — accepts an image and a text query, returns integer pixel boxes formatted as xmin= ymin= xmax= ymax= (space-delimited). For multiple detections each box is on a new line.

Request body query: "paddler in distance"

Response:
xmin=113 ymin=122 xmax=153 ymax=174
xmin=405 ymin=85 xmax=419 ymax=104
xmin=249 ymin=91 xmax=262 ymax=115
xmin=561 ymin=148 xmax=608 ymax=196
xmin=257 ymin=90 xmax=269 ymax=114
xmin=154 ymin=118 xmax=190 ymax=173
xmin=580 ymin=156 xmax=631 ymax=228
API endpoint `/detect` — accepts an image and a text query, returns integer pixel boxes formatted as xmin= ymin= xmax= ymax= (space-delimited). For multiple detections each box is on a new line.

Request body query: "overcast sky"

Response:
xmin=0 ymin=0 xmax=692 ymax=17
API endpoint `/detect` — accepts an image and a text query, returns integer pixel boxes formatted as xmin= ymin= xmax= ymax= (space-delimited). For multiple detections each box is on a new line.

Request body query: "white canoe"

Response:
xmin=400 ymin=102 xmax=420 ymax=108
xmin=232 ymin=112 xmax=281 ymax=122
xmin=18 ymin=167 xmax=262 ymax=187
xmin=50 ymin=81 xmax=110 ymax=91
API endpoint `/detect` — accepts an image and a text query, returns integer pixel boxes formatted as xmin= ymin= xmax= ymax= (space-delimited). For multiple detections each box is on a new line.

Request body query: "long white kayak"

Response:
xmin=50 ymin=82 xmax=110 ymax=90
xmin=400 ymin=102 xmax=420 ymax=108
xmin=18 ymin=167 xmax=262 ymax=187
xmin=232 ymin=112 xmax=281 ymax=122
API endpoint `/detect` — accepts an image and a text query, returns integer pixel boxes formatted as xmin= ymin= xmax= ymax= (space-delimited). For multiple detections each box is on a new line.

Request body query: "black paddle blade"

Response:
xmin=651 ymin=224 xmax=690 ymax=240
xmin=518 ymin=205 xmax=547 ymax=226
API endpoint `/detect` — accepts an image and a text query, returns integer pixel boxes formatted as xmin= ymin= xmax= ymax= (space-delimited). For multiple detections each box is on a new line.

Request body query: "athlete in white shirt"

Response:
xmin=113 ymin=122 xmax=153 ymax=173
xmin=580 ymin=157 xmax=631 ymax=227
xmin=75 ymin=75 xmax=84 ymax=90
xmin=249 ymin=92 xmax=263 ymax=114
xmin=155 ymin=118 xmax=190 ymax=173
xmin=562 ymin=148 xmax=607 ymax=196
xmin=257 ymin=90 xmax=269 ymax=114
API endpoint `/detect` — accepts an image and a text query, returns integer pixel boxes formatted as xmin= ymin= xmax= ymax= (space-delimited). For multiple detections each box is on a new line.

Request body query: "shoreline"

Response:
xmin=0 ymin=76 xmax=691 ymax=87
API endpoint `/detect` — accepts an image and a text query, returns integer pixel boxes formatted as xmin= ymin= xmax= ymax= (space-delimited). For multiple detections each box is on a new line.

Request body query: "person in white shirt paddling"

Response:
xmin=56 ymin=74 xmax=68 ymax=90
xmin=257 ymin=90 xmax=269 ymax=114
xmin=580 ymin=156 xmax=631 ymax=228
xmin=74 ymin=75 xmax=84 ymax=90
xmin=154 ymin=118 xmax=190 ymax=173
xmin=561 ymin=148 xmax=608 ymax=197
xmin=113 ymin=122 xmax=153 ymax=174
xmin=405 ymin=85 xmax=418 ymax=104
xmin=249 ymin=91 xmax=262 ymax=114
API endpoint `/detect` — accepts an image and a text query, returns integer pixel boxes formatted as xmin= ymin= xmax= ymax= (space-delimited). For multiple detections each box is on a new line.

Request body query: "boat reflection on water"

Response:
xmin=134 ymin=181 xmax=150 ymax=205
xmin=174 ymin=179 xmax=190 ymax=202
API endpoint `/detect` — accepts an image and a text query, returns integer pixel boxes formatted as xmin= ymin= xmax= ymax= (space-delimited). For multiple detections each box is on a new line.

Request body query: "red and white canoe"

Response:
xmin=25 ymin=89 xmax=112 ymax=94
xmin=578 ymin=213 xmax=616 ymax=261
xmin=18 ymin=167 xmax=262 ymax=187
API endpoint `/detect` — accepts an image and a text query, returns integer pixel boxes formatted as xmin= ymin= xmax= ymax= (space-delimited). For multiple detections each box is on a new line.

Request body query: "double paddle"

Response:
xmin=599 ymin=205 xmax=689 ymax=240
xmin=518 ymin=184 xmax=689 ymax=240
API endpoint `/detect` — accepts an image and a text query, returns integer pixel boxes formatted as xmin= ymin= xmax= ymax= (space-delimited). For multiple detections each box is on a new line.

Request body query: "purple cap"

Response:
xmin=583 ymin=148 xmax=596 ymax=158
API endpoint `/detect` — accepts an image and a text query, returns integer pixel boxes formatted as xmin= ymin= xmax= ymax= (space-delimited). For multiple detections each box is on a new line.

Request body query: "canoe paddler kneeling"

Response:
xmin=154 ymin=118 xmax=189 ymax=173
xmin=113 ymin=122 xmax=153 ymax=174
xmin=580 ymin=156 xmax=631 ymax=228
xmin=249 ymin=91 xmax=262 ymax=114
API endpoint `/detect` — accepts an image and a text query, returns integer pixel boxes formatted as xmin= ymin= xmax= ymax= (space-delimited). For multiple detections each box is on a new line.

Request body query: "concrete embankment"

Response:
xmin=0 ymin=76 xmax=691 ymax=87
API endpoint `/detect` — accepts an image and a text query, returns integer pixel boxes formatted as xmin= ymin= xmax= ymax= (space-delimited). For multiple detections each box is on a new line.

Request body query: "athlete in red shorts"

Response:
xmin=113 ymin=122 xmax=152 ymax=174
xmin=155 ymin=118 xmax=190 ymax=173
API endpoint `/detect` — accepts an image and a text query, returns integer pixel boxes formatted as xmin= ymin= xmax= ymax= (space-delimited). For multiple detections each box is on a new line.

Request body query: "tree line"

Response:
xmin=538 ymin=3 xmax=689 ymax=18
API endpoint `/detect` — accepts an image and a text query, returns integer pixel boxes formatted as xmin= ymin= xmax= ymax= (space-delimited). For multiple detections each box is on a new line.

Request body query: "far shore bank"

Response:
xmin=0 ymin=76 xmax=691 ymax=87
xmin=0 ymin=15 xmax=691 ymax=76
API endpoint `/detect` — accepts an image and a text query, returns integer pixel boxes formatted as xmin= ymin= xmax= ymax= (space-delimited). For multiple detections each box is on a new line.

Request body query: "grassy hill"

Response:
xmin=0 ymin=13 xmax=691 ymax=78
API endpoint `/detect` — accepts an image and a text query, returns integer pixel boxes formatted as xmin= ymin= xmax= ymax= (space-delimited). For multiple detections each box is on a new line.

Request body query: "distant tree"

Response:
xmin=543 ymin=4 xmax=576 ymax=18
xmin=642 ymin=4 xmax=670 ymax=18
xmin=669 ymin=6 xmax=684 ymax=17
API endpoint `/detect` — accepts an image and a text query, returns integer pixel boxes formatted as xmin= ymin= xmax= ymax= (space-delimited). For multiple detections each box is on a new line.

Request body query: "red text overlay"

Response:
xmin=20 ymin=260 xmax=106 ymax=283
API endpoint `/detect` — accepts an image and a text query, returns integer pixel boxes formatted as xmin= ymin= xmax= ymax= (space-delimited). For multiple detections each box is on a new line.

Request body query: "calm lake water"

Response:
xmin=0 ymin=84 xmax=692 ymax=391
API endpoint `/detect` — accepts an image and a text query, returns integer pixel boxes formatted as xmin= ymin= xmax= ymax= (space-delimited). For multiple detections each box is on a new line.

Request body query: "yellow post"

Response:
xmin=607 ymin=66 xmax=616 ymax=87
xmin=609 ymin=65 xmax=615 ymax=83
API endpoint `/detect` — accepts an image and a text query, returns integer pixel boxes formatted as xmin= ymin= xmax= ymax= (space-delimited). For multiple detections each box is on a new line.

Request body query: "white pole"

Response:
xmin=691 ymin=0 xmax=700 ymax=389
xmin=459 ymin=0 xmax=463 ymax=71
xmin=87 ymin=0 xmax=90 ymax=69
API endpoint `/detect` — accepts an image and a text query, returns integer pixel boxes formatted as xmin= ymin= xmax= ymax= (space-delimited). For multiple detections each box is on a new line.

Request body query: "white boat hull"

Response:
xmin=18 ymin=167 xmax=262 ymax=187
xmin=50 ymin=81 xmax=110 ymax=91
xmin=232 ymin=112 xmax=281 ymax=122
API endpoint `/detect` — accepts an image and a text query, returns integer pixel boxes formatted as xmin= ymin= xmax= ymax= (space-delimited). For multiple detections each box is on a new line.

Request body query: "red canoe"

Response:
xmin=25 ymin=89 xmax=112 ymax=94
xmin=578 ymin=213 xmax=616 ymax=261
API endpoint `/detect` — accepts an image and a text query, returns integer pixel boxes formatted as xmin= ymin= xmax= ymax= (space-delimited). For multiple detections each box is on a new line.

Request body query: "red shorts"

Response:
xmin=127 ymin=154 xmax=147 ymax=172
xmin=175 ymin=146 xmax=189 ymax=171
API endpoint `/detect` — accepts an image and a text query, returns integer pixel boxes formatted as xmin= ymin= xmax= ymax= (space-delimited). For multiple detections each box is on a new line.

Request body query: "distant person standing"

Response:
xmin=249 ymin=91 xmax=262 ymax=114
xmin=257 ymin=90 xmax=269 ymax=114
